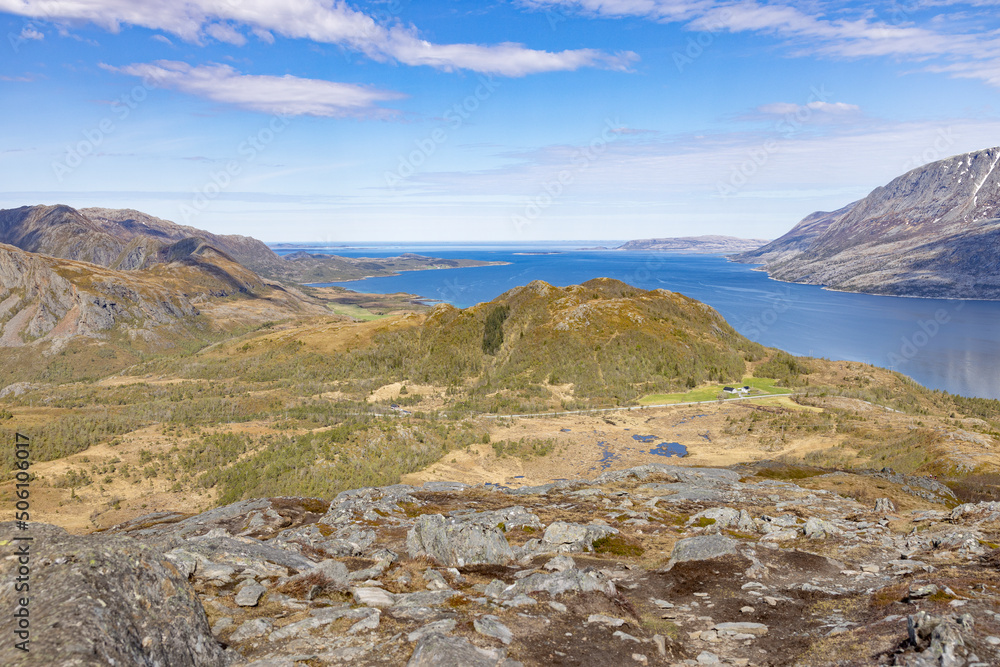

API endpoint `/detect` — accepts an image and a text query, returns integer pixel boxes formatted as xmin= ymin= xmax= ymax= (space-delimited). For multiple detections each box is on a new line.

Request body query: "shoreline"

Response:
xmin=730 ymin=258 xmax=1000 ymax=303
xmin=304 ymin=259 xmax=510 ymax=287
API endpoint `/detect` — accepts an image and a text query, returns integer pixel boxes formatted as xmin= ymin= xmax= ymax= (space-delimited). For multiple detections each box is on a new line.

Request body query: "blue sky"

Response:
xmin=2 ymin=1 xmax=1000 ymax=242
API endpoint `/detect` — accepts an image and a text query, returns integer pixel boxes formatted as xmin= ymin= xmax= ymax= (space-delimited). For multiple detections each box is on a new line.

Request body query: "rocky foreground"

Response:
xmin=4 ymin=463 xmax=1000 ymax=666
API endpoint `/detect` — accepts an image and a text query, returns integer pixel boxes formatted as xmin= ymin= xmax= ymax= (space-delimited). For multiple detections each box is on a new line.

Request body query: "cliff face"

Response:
xmin=0 ymin=242 xmax=199 ymax=348
xmin=733 ymin=147 xmax=1000 ymax=298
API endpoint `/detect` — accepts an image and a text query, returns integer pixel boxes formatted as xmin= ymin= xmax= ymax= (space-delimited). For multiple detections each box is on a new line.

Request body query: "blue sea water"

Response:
xmin=275 ymin=243 xmax=1000 ymax=400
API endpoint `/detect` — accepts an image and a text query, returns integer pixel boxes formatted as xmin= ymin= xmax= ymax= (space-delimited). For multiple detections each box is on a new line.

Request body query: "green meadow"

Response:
xmin=637 ymin=376 xmax=789 ymax=405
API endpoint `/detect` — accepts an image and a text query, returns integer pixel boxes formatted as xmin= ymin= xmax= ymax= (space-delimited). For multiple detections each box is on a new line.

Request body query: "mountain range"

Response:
xmin=0 ymin=205 xmax=508 ymax=358
xmin=735 ymin=147 xmax=1000 ymax=298
xmin=0 ymin=205 xmax=282 ymax=274
xmin=0 ymin=205 xmax=321 ymax=358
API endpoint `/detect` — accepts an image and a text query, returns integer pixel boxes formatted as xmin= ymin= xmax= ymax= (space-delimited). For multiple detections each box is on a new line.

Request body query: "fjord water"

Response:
xmin=287 ymin=244 xmax=1000 ymax=400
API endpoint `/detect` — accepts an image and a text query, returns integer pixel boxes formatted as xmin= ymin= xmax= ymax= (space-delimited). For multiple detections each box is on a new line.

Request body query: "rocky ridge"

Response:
xmin=5 ymin=463 xmax=1000 ymax=666
xmin=0 ymin=205 xmax=281 ymax=276
xmin=0 ymin=242 xmax=201 ymax=348
xmin=734 ymin=147 xmax=1000 ymax=298
xmin=80 ymin=207 xmax=285 ymax=275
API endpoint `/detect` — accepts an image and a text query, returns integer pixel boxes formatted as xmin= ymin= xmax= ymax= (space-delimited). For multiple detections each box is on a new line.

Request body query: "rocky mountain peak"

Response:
xmin=733 ymin=147 xmax=1000 ymax=298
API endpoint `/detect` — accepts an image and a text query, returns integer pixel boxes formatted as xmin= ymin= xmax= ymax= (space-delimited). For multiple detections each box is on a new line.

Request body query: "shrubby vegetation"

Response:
xmin=4 ymin=278 xmax=1000 ymax=510
xmin=196 ymin=418 xmax=487 ymax=504
xmin=491 ymin=437 xmax=556 ymax=459
xmin=481 ymin=304 xmax=509 ymax=355
xmin=0 ymin=411 xmax=147 ymax=470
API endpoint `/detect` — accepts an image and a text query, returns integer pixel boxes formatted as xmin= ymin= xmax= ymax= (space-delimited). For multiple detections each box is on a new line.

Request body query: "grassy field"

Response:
xmin=327 ymin=303 xmax=387 ymax=321
xmin=637 ymin=376 xmax=788 ymax=405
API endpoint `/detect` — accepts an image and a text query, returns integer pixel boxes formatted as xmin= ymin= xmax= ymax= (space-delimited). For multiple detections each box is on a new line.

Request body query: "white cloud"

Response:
xmin=19 ymin=25 xmax=43 ymax=40
xmin=928 ymin=61 xmax=1000 ymax=87
xmin=204 ymin=22 xmax=245 ymax=46
xmin=101 ymin=61 xmax=406 ymax=118
xmin=757 ymin=102 xmax=802 ymax=115
xmin=519 ymin=0 xmax=710 ymax=22
xmin=524 ymin=0 xmax=1000 ymax=88
xmin=757 ymin=101 xmax=861 ymax=115
xmin=251 ymin=28 xmax=274 ymax=45
xmin=0 ymin=0 xmax=634 ymax=76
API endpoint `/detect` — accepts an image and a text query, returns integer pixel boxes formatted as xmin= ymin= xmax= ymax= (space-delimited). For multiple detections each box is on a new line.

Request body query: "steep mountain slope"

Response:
xmin=81 ymin=207 xmax=284 ymax=274
xmin=0 ymin=241 xmax=200 ymax=348
xmin=0 ymin=205 xmax=285 ymax=275
xmin=734 ymin=203 xmax=857 ymax=265
xmin=733 ymin=147 xmax=1000 ymax=298
xmin=0 ymin=237 xmax=318 ymax=359
xmin=0 ymin=205 xmax=124 ymax=267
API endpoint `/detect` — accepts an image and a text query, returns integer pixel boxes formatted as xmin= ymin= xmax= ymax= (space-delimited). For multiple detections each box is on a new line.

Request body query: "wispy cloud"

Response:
xmin=518 ymin=0 xmax=710 ymax=22
xmin=383 ymin=116 xmax=1000 ymax=202
xmin=757 ymin=101 xmax=861 ymax=115
xmin=101 ymin=61 xmax=406 ymax=118
xmin=523 ymin=0 xmax=1000 ymax=87
xmin=204 ymin=22 xmax=245 ymax=47
xmin=19 ymin=24 xmax=43 ymax=40
xmin=0 ymin=0 xmax=635 ymax=76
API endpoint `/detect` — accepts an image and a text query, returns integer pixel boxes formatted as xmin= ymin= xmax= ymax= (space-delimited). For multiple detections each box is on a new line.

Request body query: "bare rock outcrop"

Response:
xmin=0 ymin=522 xmax=229 ymax=666
xmin=0 ymin=242 xmax=199 ymax=347
xmin=14 ymin=464 xmax=1000 ymax=666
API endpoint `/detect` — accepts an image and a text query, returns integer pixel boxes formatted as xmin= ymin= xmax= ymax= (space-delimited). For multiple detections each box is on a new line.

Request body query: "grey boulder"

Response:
xmin=0 ymin=522 xmax=229 ymax=667
xmin=407 ymin=514 xmax=515 ymax=566
xmin=668 ymin=534 xmax=738 ymax=565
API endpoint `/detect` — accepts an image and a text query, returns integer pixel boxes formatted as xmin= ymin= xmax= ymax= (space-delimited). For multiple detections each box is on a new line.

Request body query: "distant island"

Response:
xmin=734 ymin=146 xmax=1000 ymax=299
xmin=616 ymin=235 xmax=770 ymax=254
xmin=285 ymin=251 xmax=508 ymax=283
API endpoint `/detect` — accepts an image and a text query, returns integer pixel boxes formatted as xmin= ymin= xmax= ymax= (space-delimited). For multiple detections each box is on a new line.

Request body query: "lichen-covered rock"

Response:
xmin=487 ymin=568 xmax=616 ymax=601
xmin=407 ymin=633 xmax=515 ymax=667
xmin=897 ymin=611 xmax=975 ymax=666
xmin=875 ymin=497 xmax=898 ymax=513
xmin=688 ymin=508 xmax=756 ymax=533
xmin=540 ymin=521 xmax=619 ymax=552
xmin=802 ymin=517 xmax=841 ymax=539
xmin=474 ymin=615 xmax=513 ymax=644
xmin=322 ymin=485 xmax=419 ymax=526
xmin=117 ymin=497 xmax=330 ymax=543
xmin=407 ymin=514 xmax=515 ymax=566
xmin=668 ymin=534 xmax=738 ymax=565
xmin=451 ymin=506 xmax=542 ymax=532
xmin=235 ymin=583 xmax=266 ymax=607
xmin=0 ymin=522 xmax=228 ymax=666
